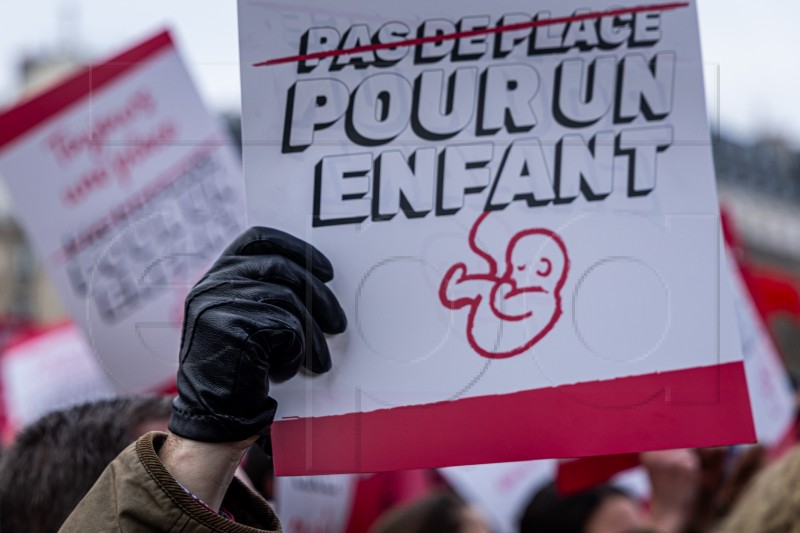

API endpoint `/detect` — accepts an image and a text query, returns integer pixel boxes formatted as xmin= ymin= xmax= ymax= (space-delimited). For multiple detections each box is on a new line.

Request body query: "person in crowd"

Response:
xmin=60 ymin=227 xmax=347 ymax=532
xmin=0 ymin=395 xmax=172 ymax=533
xmin=519 ymin=482 xmax=640 ymax=533
xmin=369 ymin=491 xmax=492 ymax=533
xmin=519 ymin=450 xmax=699 ymax=533
xmin=687 ymin=446 xmax=768 ymax=531
xmin=714 ymin=444 xmax=800 ymax=533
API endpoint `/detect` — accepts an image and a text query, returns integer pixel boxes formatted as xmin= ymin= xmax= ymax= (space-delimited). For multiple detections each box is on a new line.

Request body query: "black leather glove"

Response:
xmin=168 ymin=227 xmax=347 ymax=444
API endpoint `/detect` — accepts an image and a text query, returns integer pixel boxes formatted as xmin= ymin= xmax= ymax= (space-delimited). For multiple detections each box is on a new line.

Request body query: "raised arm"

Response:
xmin=61 ymin=227 xmax=346 ymax=531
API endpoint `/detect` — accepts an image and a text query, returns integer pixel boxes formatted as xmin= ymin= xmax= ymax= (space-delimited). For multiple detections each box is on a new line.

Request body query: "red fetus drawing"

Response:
xmin=439 ymin=212 xmax=569 ymax=359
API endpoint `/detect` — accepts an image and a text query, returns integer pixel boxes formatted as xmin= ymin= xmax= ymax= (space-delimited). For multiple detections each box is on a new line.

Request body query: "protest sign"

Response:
xmin=275 ymin=474 xmax=359 ymax=533
xmin=552 ymin=251 xmax=797 ymax=495
xmin=0 ymin=321 xmax=114 ymax=441
xmin=238 ymin=0 xmax=755 ymax=474
xmin=0 ymin=31 xmax=246 ymax=393
xmin=729 ymin=252 xmax=795 ymax=446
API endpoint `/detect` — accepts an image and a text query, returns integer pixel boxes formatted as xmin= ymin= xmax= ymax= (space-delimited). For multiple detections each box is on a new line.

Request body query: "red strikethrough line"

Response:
xmin=253 ymin=2 xmax=690 ymax=68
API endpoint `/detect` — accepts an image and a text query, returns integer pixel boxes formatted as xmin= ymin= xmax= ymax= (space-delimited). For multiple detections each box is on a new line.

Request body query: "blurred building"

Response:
xmin=715 ymin=132 xmax=800 ymax=381
xmin=716 ymin=135 xmax=800 ymax=266
xmin=0 ymin=50 xmax=85 ymax=330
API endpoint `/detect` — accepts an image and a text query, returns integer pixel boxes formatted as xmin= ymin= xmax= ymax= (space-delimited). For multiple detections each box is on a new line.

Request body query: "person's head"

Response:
xmin=370 ymin=491 xmax=491 ymax=533
xmin=715 ymin=444 xmax=800 ymax=533
xmin=519 ymin=482 xmax=643 ymax=533
xmin=0 ymin=395 xmax=172 ymax=533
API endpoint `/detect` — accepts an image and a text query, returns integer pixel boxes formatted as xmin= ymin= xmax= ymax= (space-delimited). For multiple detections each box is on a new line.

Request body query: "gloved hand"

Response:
xmin=168 ymin=227 xmax=347 ymax=445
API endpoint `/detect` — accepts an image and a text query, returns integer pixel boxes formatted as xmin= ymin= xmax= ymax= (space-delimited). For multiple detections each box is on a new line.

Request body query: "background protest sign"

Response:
xmin=0 ymin=31 xmax=246 ymax=394
xmin=238 ymin=0 xmax=755 ymax=474
xmin=729 ymin=251 xmax=796 ymax=447
xmin=275 ymin=474 xmax=359 ymax=533
xmin=0 ymin=321 xmax=114 ymax=442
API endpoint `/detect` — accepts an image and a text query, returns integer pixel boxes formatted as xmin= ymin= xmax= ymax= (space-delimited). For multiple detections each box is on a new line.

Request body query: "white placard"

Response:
xmin=275 ymin=474 xmax=358 ymax=533
xmin=238 ymin=0 xmax=754 ymax=474
xmin=1 ymin=322 xmax=115 ymax=436
xmin=0 ymin=31 xmax=246 ymax=393
xmin=729 ymin=254 xmax=795 ymax=446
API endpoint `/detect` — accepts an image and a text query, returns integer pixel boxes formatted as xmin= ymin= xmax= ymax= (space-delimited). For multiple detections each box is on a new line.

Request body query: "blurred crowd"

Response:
xmin=0 ymin=392 xmax=799 ymax=532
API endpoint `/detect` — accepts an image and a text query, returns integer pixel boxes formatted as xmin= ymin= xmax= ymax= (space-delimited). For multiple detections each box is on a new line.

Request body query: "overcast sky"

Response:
xmin=1 ymin=1 xmax=798 ymax=147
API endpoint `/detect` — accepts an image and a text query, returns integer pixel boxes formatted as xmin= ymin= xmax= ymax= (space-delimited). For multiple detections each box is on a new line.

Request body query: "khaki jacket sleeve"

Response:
xmin=60 ymin=432 xmax=282 ymax=533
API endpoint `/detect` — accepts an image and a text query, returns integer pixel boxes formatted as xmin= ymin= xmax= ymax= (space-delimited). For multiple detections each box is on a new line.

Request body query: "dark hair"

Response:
xmin=371 ymin=492 xmax=469 ymax=533
xmin=0 ymin=396 xmax=172 ymax=533
xmin=518 ymin=482 xmax=631 ymax=533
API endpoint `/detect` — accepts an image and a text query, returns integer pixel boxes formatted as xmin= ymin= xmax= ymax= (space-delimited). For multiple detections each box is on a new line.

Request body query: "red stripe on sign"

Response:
xmin=254 ymin=2 xmax=690 ymax=67
xmin=272 ymin=362 xmax=754 ymax=475
xmin=0 ymin=30 xmax=173 ymax=152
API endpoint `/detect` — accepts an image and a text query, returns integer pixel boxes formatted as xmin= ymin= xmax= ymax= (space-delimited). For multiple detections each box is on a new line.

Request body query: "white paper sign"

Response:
xmin=1 ymin=322 xmax=115 ymax=437
xmin=238 ymin=0 xmax=754 ymax=474
xmin=0 ymin=31 xmax=246 ymax=393
xmin=275 ymin=474 xmax=358 ymax=533
xmin=729 ymin=254 xmax=795 ymax=446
